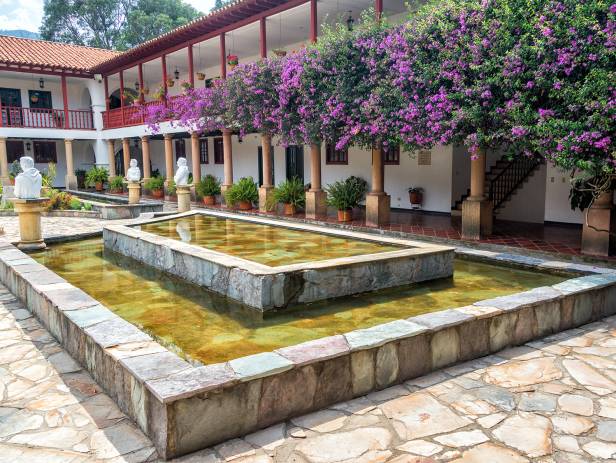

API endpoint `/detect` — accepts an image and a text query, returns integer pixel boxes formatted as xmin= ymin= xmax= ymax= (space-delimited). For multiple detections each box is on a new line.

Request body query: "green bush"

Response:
xmin=85 ymin=166 xmax=109 ymax=187
xmin=109 ymin=176 xmax=125 ymax=191
xmin=269 ymin=177 xmax=305 ymax=209
xmin=69 ymin=198 xmax=82 ymax=210
xmin=325 ymin=176 xmax=368 ymax=211
xmin=8 ymin=160 xmax=21 ymax=179
xmin=42 ymin=162 xmax=57 ymax=188
xmin=166 ymin=179 xmax=177 ymax=196
xmin=46 ymin=190 xmax=74 ymax=211
xmin=0 ymin=200 xmax=13 ymax=210
xmin=144 ymin=176 xmax=164 ymax=191
xmin=224 ymin=177 xmax=258 ymax=206
xmin=196 ymin=174 xmax=221 ymax=197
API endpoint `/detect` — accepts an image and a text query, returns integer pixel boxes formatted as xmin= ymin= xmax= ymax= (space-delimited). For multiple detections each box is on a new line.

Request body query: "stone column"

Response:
xmin=164 ymin=134 xmax=174 ymax=187
xmin=64 ymin=139 xmax=77 ymax=190
xmin=106 ymin=140 xmax=116 ymax=178
xmin=0 ymin=137 xmax=9 ymax=186
xmin=141 ymin=136 xmax=151 ymax=182
xmin=127 ymin=181 xmax=140 ymax=204
xmin=306 ymin=142 xmax=327 ymax=219
xmin=13 ymin=198 xmax=49 ymax=250
xmin=365 ymin=145 xmax=390 ymax=227
xmin=122 ymin=138 xmax=130 ymax=176
xmin=582 ymin=190 xmax=615 ymax=256
xmin=177 ymin=185 xmax=191 ymax=213
xmin=258 ymin=133 xmax=275 ymax=212
xmin=191 ymin=133 xmax=201 ymax=199
xmin=221 ymin=129 xmax=234 ymax=203
xmin=461 ymin=148 xmax=493 ymax=240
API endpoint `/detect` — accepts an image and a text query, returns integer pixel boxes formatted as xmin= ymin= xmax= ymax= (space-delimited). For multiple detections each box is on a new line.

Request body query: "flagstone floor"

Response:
xmin=3 ymin=279 xmax=616 ymax=462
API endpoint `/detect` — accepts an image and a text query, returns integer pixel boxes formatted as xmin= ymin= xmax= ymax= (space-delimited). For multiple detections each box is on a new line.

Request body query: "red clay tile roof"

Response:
xmin=0 ymin=35 xmax=122 ymax=75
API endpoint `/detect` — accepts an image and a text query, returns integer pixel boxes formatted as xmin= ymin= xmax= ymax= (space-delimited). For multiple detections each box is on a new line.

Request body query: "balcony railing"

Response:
xmin=102 ymin=99 xmax=174 ymax=129
xmin=0 ymin=106 xmax=95 ymax=130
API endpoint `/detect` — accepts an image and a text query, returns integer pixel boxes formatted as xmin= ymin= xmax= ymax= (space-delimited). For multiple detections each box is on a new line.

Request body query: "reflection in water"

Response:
xmin=31 ymin=239 xmax=565 ymax=365
xmin=136 ymin=215 xmax=402 ymax=267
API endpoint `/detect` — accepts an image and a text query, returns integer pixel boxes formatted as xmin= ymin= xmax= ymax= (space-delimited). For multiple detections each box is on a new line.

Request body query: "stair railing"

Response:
xmin=488 ymin=157 xmax=542 ymax=210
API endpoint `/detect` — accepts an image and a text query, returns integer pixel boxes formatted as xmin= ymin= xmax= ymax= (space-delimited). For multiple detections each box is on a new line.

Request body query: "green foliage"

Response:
xmin=224 ymin=177 xmax=258 ymax=206
xmin=195 ymin=174 xmax=221 ymax=197
xmin=166 ymin=179 xmax=176 ymax=196
xmin=325 ymin=176 xmax=368 ymax=211
xmin=41 ymin=162 xmax=57 ymax=188
xmin=8 ymin=160 xmax=21 ymax=179
xmin=109 ymin=176 xmax=125 ymax=190
xmin=144 ymin=176 xmax=164 ymax=191
xmin=269 ymin=178 xmax=306 ymax=209
xmin=45 ymin=189 xmax=73 ymax=211
xmin=85 ymin=166 xmax=109 ymax=187
xmin=0 ymin=200 xmax=13 ymax=211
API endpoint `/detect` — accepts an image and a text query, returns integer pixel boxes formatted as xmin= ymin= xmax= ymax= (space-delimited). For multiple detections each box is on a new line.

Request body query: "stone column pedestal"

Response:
xmin=259 ymin=186 xmax=275 ymax=212
xmin=13 ymin=198 xmax=49 ymax=251
xmin=127 ymin=182 xmax=141 ymax=205
xmin=366 ymin=193 xmax=390 ymax=227
xmin=306 ymin=190 xmax=327 ymax=219
xmin=461 ymin=198 xmax=493 ymax=240
xmin=582 ymin=191 xmax=614 ymax=257
xmin=177 ymin=185 xmax=192 ymax=213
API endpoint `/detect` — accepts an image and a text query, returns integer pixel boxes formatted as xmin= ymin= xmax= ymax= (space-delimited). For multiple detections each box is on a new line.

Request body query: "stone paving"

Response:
xmin=4 ymin=276 xmax=616 ymax=462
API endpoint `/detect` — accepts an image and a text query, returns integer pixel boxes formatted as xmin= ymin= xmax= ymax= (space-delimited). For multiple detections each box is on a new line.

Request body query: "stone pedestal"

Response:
xmin=13 ymin=198 xmax=49 ymax=251
xmin=259 ymin=186 xmax=275 ymax=212
xmin=366 ymin=193 xmax=390 ymax=227
xmin=582 ymin=191 xmax=615 ymax=257
xmin=306 ymin=190 xmax=327 ymax=219
xmin=127 ymin=182 xmax=141 ymax=205
xmin=177 ymin=185 xmax=192 ymax=213
xmin=461 ymin=198 xmax=493 ymax=240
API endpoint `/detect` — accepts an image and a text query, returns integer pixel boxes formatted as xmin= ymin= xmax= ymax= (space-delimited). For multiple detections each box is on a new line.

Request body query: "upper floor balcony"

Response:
xmin=1 ymin=105 xmax=94 ymax=130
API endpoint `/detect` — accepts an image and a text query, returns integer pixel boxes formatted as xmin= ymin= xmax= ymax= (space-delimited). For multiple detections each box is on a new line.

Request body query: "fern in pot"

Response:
xmin=325 ymin=176 xmax=368 ymax=222
xmin=224 ymin=177 xmax=258 ymax=210
xmin=268 ymin=177 xmax=306 ymax=215
xmin=196 ymin=175 xmax=221 ymax=206
xmin=85 ymin=166 xmax=109 ymax=191
xmin=144 ymin=176 xmax=164 ymax=198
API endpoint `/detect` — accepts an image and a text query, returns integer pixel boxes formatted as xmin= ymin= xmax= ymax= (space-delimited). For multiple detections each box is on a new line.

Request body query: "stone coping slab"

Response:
xmin=66 ymin=190 xmax=164 ymax=220
xmin=2 ymin=234 xmax=616 ymax=459
xmin=103 ymin=210 xmax=455 ymax=310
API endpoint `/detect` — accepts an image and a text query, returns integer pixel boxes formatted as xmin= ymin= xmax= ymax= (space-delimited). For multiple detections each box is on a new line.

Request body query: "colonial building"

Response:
xmin=0 ymin=0 xmax=583 ymax=233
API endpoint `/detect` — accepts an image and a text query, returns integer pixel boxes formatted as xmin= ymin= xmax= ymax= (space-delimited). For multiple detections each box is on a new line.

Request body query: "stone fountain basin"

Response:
xmin=67 ymin=190 xmax=163 ymax=220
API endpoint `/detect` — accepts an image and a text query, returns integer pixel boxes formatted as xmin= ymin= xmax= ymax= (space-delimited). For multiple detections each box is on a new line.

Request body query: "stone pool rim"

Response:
xmin=2 ymin=232 xmax=616 ymax=458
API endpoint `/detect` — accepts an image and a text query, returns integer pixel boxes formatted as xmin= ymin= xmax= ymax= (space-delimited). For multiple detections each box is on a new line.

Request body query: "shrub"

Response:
xmin=166 ymin=179 xmax=177 ymax=196
xmin=45 ymin=189 xmax=74 ymax=211
xmin=269 ymin=177 xmax=306 ymax=208
xmin=144 ymin=176 xmax=164 ymax=191
xmin=224 ymin=177 xmax=259 ymax=206
xmin=196 ymin=174 xmax=221 ymax=197
xmin=325 ymin=176 xmax=368 ymax=211
xmin=109 ymin=176 xmax=125 ymax=191
xmin=42 ymin=162 xmax=56 ymax=188
xmin=8 ymin=160 xmax=21 ymax=179
xmin=85 ymin=166 xmax=109 ymax=187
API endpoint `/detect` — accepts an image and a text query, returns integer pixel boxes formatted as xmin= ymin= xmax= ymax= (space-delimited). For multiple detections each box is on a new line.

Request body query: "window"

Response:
xmin=213 ymin=137 xmax=224 ymax=164
xmin=7 ymin=140 xmax=24 ymax=163
xmin=174 ymin=139 xmax=186 ymax=161
xmin=383 ymin=144 xmax=400 ymax=165
xmin=199 ymin=139 xmax=208 ymax=164
xmin=326 ymin=143 xmax=348 ymax=165
xmin=33 ymin=141 xmax=57 ymax=163
xmin=28 ymin=90 xmax=52 ymax=110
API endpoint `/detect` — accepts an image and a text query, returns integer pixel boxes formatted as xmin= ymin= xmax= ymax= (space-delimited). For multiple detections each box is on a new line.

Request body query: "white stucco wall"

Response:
xmin=544 ymin=163 xmax=584 ymax=224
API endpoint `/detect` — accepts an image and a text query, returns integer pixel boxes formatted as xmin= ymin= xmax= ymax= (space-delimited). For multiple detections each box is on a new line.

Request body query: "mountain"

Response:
xmin=0 ymin=30 xmax=40 ymax=40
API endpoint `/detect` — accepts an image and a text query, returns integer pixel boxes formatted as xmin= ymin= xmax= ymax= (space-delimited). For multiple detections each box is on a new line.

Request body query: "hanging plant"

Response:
xmin=166 ymin=78 xmax=175 ymax=87
xmin=272 ymin=49 xmax=287 ymax=57
xmin=227 ymin=54 xmax=239 ymax=66
xmin=30 ymin=93 xmax=39 ymax=104
xmin=196 ymin=72 xmax=206 ymax=81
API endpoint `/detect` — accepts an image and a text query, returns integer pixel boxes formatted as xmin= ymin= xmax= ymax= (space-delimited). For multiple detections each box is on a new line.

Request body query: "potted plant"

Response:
xmin=41 ymin=162 xmax=56 ymax=194
xmin=75 ymin=169 xmax=86 ymax=189
xmin=196 ymin=72 xmax=206 ymax=81
xmin=272 ymin=49 xmax=287 ymax=57
xmin=227 ymin=54 xmax=239 ymax=70
xmin=165 ymin=179 xmax=177 ymax=201
xmin=408 ymin=187 xmax=424 ymax=206
xmin=325 ymin=176 xmax=368 ymax=222
xmin=196 ymin=174 xmax=221 ymax=206
xmin=166 ymin=78 xmax=175 ymax=87
xmin=224 ymin=177 xmax=258 ymax=210
xmin=109 ymin=176 xmax=125 ymax=194
xmin=153 ymin=86 xmax=166 ymax=101
xmin=144 ymin=176 xmax=164 ymax=199
xmin=268 ymin=177 xmax=305 ymax=215
xmin=180 ymin=81 xmax=192 ymax=92
xmin=9 ymin=160 xmax=22 ymax=185
xmin=85 ymin=166 xmax=109 ymax=192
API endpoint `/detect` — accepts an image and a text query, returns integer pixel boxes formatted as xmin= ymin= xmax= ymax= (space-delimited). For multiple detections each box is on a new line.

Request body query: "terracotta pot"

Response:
xmin=10 ymin=178 xmax=15 ymax=186
xmin=150 ymin=189 xmax=164 ymax=199
xmin=337 ymin=209 xmax=352 ymax=222
xmin=283 ymin=203 xmax=296 ymax=216
xmin=110 ymin=188 xmax=123 ymax=194
xmin=409 ymin=191 xmax=423 ymax=205
xmin=237 ymin=200 xmax=252 ymax=211
xmin=95 ymin=182 xmax=103 ymax=192
xmin=202 ymin=195 xmax=216 ymax=206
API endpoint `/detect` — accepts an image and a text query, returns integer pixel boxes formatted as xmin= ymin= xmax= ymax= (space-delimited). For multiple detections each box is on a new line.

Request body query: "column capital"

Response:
xmin=0 ymin=136 xmax=7 ymax=141
xmin=140 ymin=135 xmax=149 ymax=142
xmin=191 ymin=132 xmax=199 ymax=139
xmin=164 ymin=133 xmax=173 ymax=140
xmin=64 ymin=138 xmax=74 ymax=143
xmin=222 ymin=128 xmax=233 ymax=136
xmin=106 ymin=139 xmax=115 ymax=145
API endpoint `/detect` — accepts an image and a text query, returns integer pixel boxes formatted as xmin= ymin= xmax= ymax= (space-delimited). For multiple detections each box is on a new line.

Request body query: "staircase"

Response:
xmin=452 ymin=156 xmax=542 ymax=215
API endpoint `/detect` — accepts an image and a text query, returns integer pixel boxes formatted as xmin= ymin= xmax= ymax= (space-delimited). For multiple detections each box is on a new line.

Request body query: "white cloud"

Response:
xmin=184 ymin=0 xmax=217 ymax=14
xmin=0 ymin=0 xmax=44 ymax=32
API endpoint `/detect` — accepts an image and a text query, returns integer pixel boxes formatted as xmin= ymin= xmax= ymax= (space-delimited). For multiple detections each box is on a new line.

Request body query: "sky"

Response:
xmin=0 ymin=0 xmax=216 ymax=33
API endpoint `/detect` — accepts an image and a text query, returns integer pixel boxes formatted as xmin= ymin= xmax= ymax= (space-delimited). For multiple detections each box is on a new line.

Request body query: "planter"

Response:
xmin=202 ymin=195 xmax=216 ymax=206
xmin=237 ymin=200 xmax=252 ymax=211
xmin=110 ymin=188 xmax=124 ymax=195
xmin=196 ymin=72 xmax=206 ymax=81
xmin=150 ymin=189 xmax=164 ymax=199
xmin=10 ymin=178 xmax=15 ymax=186
xmin=337 ymin=209 xmax=353 ymax=222
xmin=283 ymin=203 xmax=296 ymax=216
xmin=409 ymin=191 xmax=423 ymax=206
xmin=95 ymin=182 xmax=104 ymax=192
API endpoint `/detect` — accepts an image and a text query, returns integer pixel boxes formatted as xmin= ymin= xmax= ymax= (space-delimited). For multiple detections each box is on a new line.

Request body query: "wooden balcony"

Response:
xmin=102 ymin=100 xmax=172 ymax=129
xmin=0 ymin=106 xmax=95 ymax=130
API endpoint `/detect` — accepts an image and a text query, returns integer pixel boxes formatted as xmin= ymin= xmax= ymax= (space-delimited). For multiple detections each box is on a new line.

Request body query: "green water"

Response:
xmin=31 ymin=239 xmax=564 ymax=364
xmin=135 ymin=215 xmax=402 ymax=267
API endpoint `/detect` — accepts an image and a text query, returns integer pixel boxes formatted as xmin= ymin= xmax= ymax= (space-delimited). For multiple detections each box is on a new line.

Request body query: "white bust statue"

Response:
xmin=174 ymin=157 xmax=190 ymax=186
xmin=14 ymin=156 xmax=42 ymax=199
xmin=126 ymin=159 xmax=141 ymax=182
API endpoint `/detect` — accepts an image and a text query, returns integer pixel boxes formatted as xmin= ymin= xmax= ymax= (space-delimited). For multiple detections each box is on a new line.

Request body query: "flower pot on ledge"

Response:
xmin=237 ymin=200 xmax=252 ymax=211
xmin=95 ymin=182 xmax=104 ymax=192
xmin=283 ymin=203 xmax=296 ymax=216
xmin=150 ymin=189 xmax=164 ymax=199
xmin=337 ymin=209 xmax=352 ymax=222
xmin=202 ymin=195 xmax=216 ymax=206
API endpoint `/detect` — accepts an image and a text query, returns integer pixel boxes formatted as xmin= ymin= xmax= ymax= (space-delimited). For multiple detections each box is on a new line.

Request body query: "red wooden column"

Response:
xmin=188 ymin=44 xmax=195 ymax=87
xmin=161 ymin=54 xmax=168 ymax=98
xmin=119 ymin=70 xmax=125 ymax=125
xmin=61 ymin=74 xmax=69 ymax=129
xmin=219 ymin=33 xmax=227 ymax=79
xmin=375 ymin=0 xmax=383 ymax=20
xmin=138 ymin=64 xmax=144 ymax=103
xmin=310 ymin=0 xmax=317 ymax=43
xmin=103 ymin=76 xmax=109 ymax=128
xmin=260 ymin=18 xmax=267 ymax=59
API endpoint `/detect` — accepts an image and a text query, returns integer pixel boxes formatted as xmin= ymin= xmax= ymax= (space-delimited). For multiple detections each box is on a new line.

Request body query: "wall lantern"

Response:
xmin=346 ymin=12 xmax=355 ymax=31
xmin=39 ymin=78 xmax=45 ymax=89
xmin=25 ymin=142 xmax=31 ymax=151
xmin=174 ymin=68 xmax=180 ymax=80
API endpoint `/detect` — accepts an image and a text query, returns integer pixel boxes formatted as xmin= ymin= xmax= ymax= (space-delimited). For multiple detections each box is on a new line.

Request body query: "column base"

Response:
xmin=13 ymin=198 xmax=48 ymax=251
xmin=461 ymin=198 xmax=493 ymax=240
xmin=259 ymin=186 xmax=275 ymax=212
xmin=221 ymin=184 xmax=232 ymax=207
xmin=366 ymin=193 xmax=390 ymax=227
xmin=127 ymin=182 xmax=141 ymax=205
xmin=305 ymin=190 xmax=327 ymax=219
xmin=65 ymin=175 xmax=78 ymax=190
xmin=582 ymin=204 xmax=615 ymax=257
xmin=177 ymin=185 xmax=192 ymax=213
